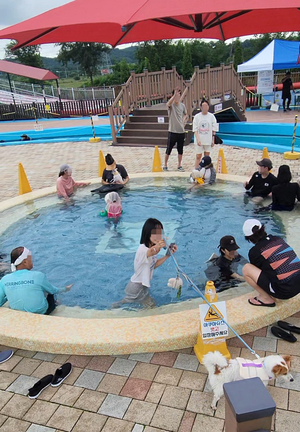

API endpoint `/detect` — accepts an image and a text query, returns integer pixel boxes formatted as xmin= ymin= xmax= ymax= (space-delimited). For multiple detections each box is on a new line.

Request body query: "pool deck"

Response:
xmin=0 ymin=111 xmax=300 ymax=431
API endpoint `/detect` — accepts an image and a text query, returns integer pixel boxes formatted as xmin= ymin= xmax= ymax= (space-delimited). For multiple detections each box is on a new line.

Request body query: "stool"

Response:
xmin=224 ymin=377 xmax=276 ymax=432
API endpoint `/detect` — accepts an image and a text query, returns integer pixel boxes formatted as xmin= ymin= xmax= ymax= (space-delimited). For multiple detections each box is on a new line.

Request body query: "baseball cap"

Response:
xmin=256 ymin=158 xmax=272 ymax=169
xmin=200 ymin=156 xmax=212 ymax=167
xmin=219 ymin=236 xmax=240 ymax=251
xmin=243 ymin=219 xmax=262 ymax=237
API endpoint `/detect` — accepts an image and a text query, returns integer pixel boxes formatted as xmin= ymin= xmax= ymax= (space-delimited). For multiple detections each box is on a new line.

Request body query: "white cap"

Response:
xmin=243 ymin=219 xmax=262 ymax=237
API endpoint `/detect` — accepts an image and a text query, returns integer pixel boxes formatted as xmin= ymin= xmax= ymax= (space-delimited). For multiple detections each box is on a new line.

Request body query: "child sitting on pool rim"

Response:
xmin=56 ymin=164 xmax=90 ymax=201
xmin=112 ymin=218 xmax=177 ymax=308
xmin=190 ymin=155 xmax=216 ymax=186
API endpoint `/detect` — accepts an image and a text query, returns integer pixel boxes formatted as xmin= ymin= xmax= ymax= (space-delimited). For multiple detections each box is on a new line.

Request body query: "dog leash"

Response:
xmin=165 ymin=238 xmax=260 ymax=359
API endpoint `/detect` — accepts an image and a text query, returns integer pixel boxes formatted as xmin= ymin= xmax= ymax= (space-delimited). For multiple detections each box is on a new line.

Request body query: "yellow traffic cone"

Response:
xmin=217 ymin=148 xmax=228 ymax=174
xmin=152 ymin=146 xmax=163 ymax=172
xmin=262 ymin=147 xmax=269 ymax=159
xmin=99 ymin=150 xmax=106 ymax=177
xmin=18 ymin=163 xmax=32 ymax=195
xmin=194 ymin=281 xmax=231 ymax=363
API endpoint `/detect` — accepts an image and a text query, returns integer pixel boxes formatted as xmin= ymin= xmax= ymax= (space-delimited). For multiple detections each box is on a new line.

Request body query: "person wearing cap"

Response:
xmin=271 ymin=165 xmax=300 ymax=211
xmin=163 ymin=87 xmax=188 ymax=172
xmin=0 ymin=247 xmax=72 ymax=314
xmin=244 ymin=158 xmax=278 ymax=202
xmin=205 ymin=236 xmax=246 ymax=291
xmin=190 ymin=155 xmax=216 ymax=185
xmin=56 ymin=164 xmax=90 ymax=201
xmin=102 ymin=154 xmax=129 ymax=185
xmin=192 ymin=99 xmax=218 ymax=169
xmin=282 ymin=71 xmax=295 ymax=112
xmin=242 ymin=219 xmax=300 ymax=307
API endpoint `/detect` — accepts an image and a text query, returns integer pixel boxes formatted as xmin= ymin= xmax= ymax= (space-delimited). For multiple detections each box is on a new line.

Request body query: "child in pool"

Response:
xmin=112 ymin=218 xmax=177 ymax=307
xmin=56 ymin=164 xmax=90 ymax=201
xmin=100 ymin=192 xmax=122 ymax=218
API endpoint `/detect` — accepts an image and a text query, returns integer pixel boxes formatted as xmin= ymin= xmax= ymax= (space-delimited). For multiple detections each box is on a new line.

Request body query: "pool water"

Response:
xmin=0 ymin=179 xmax=285 ymax=310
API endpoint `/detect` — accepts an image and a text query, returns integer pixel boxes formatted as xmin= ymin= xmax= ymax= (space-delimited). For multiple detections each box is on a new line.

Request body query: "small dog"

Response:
xmin=203 ymin=351 xmax=294 ymax=409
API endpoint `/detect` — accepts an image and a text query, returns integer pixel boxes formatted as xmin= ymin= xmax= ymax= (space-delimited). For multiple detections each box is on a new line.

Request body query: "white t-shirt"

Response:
xmin=131 ymin=244 xmax=157 ymax=287
xmin=193 ymin=112 xmax=218 ymax=145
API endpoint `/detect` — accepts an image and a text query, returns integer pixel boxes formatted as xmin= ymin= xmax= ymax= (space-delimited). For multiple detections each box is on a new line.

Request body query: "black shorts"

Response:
xmin=257 ymin=271 xmax=300 ymax=299
xmin=166 ymin=132 xmax=185 ymax=155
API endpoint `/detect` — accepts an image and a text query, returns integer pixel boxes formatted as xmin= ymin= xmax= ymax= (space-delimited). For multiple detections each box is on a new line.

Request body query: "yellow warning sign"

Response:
xmin=204 ymin=304 xmax=224 ymax=322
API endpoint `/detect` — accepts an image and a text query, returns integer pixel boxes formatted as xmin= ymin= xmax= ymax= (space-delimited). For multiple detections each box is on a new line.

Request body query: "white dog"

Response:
xmin=203 ymin=351 xmax=293 ymax=409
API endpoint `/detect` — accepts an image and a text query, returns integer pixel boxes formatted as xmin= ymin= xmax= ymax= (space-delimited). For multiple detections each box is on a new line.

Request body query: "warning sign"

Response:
xmin=199 ymin=301 xmax=228 ymax=340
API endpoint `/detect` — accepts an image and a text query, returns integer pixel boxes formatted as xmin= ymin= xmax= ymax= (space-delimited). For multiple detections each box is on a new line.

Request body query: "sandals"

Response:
xmin=277 ymin=321 xmax=300 ymax=334
xmin=271 ymin=326 xmax=297 ymax=343
xmin=248 ymin=297 xmax=276 ymax=307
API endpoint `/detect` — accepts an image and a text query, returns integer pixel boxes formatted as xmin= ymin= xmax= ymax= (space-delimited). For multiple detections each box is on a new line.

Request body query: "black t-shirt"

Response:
xmin=272 ymin=182 xmax=300 ymax=210
xmin=205 ymin=254 xmax=247 ymax=291
xmin=102 ymin=164 xmax=128 ymax=183
xmin=282 ymin=77 xmax=293 ymax=95
xmin=245 ymin=171 xmax=278 ymax=197
xmin=249 ymin=235 xmax=300 ymax=285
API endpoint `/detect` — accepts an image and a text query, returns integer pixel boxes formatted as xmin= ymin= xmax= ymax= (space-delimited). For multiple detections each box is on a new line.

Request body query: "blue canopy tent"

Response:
xmin=237 ymin=39 xmax=300 ymax=72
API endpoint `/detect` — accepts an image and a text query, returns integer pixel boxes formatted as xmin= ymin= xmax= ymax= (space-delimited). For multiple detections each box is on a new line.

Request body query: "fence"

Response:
xmin=0 ymin=98 xmax=114 ymax=121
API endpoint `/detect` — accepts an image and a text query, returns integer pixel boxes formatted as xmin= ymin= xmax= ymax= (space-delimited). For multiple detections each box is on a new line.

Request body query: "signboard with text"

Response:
xmin=257 ymin=70 xmax=274 ymax=95
xmin=199 ymin=301 xmax=228 ymax=340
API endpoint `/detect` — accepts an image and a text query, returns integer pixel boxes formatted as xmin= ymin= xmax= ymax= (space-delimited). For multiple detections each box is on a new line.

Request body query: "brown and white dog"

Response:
xmin=203 ymin=351 xmax=293 ymax=409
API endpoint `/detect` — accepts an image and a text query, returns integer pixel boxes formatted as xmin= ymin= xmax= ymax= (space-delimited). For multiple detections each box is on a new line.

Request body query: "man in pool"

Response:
xmin=205 ymin=236 xmax=247 ymax=292
xmin=0 ymin=247 xmax=72 ymax=315
xmin=244 ymin=158 xmax=278 ymax=203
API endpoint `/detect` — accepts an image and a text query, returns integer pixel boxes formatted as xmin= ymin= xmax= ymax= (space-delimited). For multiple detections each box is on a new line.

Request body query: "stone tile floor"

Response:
xmin=1 ymin=113 xmax=300 ymax=430
xmin=1 ymin=314 xmax=300 ymax=432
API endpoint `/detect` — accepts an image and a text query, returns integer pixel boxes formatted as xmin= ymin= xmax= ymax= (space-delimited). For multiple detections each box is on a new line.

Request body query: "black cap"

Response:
xmin=256 ymin=158 xmax=272 ymax=169
xmin=105 ymin=154 xmax=115 ymax=165
xmin=200 ymin=156 xmax=212 ymax=167
xmin=219 ymin=236 xmax=240 ymax=251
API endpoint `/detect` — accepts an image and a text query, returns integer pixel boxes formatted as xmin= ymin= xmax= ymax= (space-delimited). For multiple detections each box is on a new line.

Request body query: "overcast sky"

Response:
xmin=0 ymin=0 xmax=72 ymax=59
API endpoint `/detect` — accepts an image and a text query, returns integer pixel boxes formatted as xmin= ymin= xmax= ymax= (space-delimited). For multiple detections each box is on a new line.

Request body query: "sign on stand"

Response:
xmin=199 ymin=301 xmax=228 ymax=340
xmin=257 ymin=70 xmax=274 ymax=95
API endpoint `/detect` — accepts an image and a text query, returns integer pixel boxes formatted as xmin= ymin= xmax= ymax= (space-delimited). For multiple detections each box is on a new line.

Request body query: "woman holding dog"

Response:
xmin=242 ymin=219 xmax=300 ymax=307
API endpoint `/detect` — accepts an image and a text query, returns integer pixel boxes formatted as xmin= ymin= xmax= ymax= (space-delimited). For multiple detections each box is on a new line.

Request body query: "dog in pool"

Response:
xmin=203 ymin=351 xmax=293 ymax=409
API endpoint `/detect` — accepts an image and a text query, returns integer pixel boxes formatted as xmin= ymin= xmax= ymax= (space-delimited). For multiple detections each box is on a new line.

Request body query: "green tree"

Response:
xmin=182 ymin=43 xmax=194 ymax=80
xmin=233 ymin=38 xmax=243 ymax=70
xmin=5 ymin=41 xmax=43 ymax=69
xmin=57 ymin=42 xmax=110 ymax=85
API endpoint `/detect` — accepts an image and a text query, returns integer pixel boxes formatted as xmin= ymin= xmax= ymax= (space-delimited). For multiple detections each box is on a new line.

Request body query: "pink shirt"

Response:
xmin=57 ymin=176 xmax=84 ymax=198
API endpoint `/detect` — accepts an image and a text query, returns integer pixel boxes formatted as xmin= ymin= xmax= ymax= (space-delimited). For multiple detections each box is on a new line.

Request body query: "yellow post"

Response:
xmin=262 ymin=147 xmax=269 ymax=159
xmin=194 ymin=281 xmax=231 ymax=363
xmin=152 ymin=146 xmax=163 ymax=172
xmin=89 ymin=111 xmax=101 ymax=143
xmin=217 ymin=148 xmax=228 ymax=174
xmin=18 ymin=163 xmax=32 ymax=195
xmin=99 ymin=150 xmax=106 ymax=177
xmin=284 ymin=115 xmax=300 ymax=160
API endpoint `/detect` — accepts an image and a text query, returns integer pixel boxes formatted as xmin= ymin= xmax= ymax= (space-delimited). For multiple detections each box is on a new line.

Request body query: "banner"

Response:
xmin=257 ymin=70 xmax=274 ymax=95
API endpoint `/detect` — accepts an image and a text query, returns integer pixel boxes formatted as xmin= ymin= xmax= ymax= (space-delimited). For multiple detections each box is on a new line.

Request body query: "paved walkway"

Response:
xmin=0 ymin=112 xmax=300 ymax=431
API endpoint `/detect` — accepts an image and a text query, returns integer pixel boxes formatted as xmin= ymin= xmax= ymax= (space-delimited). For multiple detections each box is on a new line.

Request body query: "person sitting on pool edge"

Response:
xmin=242 ymin=219 xmax=300 ymax=307
xmin=0 ymin=247 xmax=72 ymax=315
xmin=102 ymin=154 xmax=129 ymax=185
xmin=244 ymin=158 xmax=278 ymax=204
xmin=57 ymin=164 xmax=90 ymax=201
xmin=205 ymin=236 xmax=246 ymax=292
xmin=190 ymin=156 xmax=216 ymax=186
xmin=271 ymin=165 xmax=300 ymax=211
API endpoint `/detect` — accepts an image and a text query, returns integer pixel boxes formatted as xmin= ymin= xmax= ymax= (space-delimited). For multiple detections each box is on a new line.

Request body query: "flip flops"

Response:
xmin=277 ymin=321 xmax=300 ymax=334
xmin=271 ymin=326 xmax=297 ymax=343
xmin=248 ymin=297 xmax=276 ymax=307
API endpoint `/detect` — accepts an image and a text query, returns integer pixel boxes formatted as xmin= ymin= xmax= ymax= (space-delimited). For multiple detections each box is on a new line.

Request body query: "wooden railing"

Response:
xmin=108 ymin=67 xmax=184 ymax=143
xmin=109 ymin=64 xmax=246 ymax=142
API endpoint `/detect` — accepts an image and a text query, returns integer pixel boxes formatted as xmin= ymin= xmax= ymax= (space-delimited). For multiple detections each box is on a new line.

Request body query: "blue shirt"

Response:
xmin=0 ymin=269 xmax=64 ymax=314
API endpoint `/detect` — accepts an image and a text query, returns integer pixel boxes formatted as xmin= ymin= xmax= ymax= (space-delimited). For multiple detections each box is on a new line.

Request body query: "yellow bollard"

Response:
xmin=262 ymin=147 xmax=269 ymax=159
xmin=89 ymin=111 xmax=101 ymax=143
xmin=217 ymin=148 xmax=228 ymax=174
xmin=18 ymin=163 xmax=32 ymax=195
xmin=284 ymin=115 xmax=300 ymax=160
xmin=99 ymin=150 xmax=106 ymax=177
xmin=194 ymin=280 xmax=231 ymax=364
xmin=152 ymin=146 xmax=163 ymax=172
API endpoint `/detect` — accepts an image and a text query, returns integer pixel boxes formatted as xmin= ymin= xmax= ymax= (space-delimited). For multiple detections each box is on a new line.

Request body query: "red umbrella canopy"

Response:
xmin=0 ymin=0 xmax=300 ymax=48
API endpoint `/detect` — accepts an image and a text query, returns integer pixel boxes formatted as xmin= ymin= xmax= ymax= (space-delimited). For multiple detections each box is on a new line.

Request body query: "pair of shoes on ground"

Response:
xmin=163 ymin=166 xmax=184 ymax=171
xmin=271 ymin=321 xmax=300 ymax=343
xmin=28 ymin=362 xmax=72 ymax=399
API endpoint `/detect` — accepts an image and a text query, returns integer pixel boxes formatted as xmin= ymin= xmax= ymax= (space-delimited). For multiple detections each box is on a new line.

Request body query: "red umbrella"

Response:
xmin=0 ymin=0 xmax=300 ymax=49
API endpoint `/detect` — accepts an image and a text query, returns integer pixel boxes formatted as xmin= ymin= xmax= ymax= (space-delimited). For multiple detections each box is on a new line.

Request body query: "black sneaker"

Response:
xmin=28 ymin=374 xmax=53 ymax=399
xmin=51 ymin=363 xmax=73 ymax=387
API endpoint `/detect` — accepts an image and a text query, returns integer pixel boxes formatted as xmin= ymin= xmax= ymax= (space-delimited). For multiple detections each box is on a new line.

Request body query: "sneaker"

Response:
xmin=51 ymin=363 xmax=73 ymax=387
xmin=177 ymin=166 xmax=185 ymax=172
xmin=283 ymin=109 xmax=287 ymax=112
xmin=28 ymin=374 xmax=53 ymax=399
xmin=163 ymin=166 xmax=168 ymax=171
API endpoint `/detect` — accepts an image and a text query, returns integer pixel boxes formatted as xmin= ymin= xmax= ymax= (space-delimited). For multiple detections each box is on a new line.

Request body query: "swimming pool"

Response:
xmin=0 ymin=177 xmax=285 ymax=311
